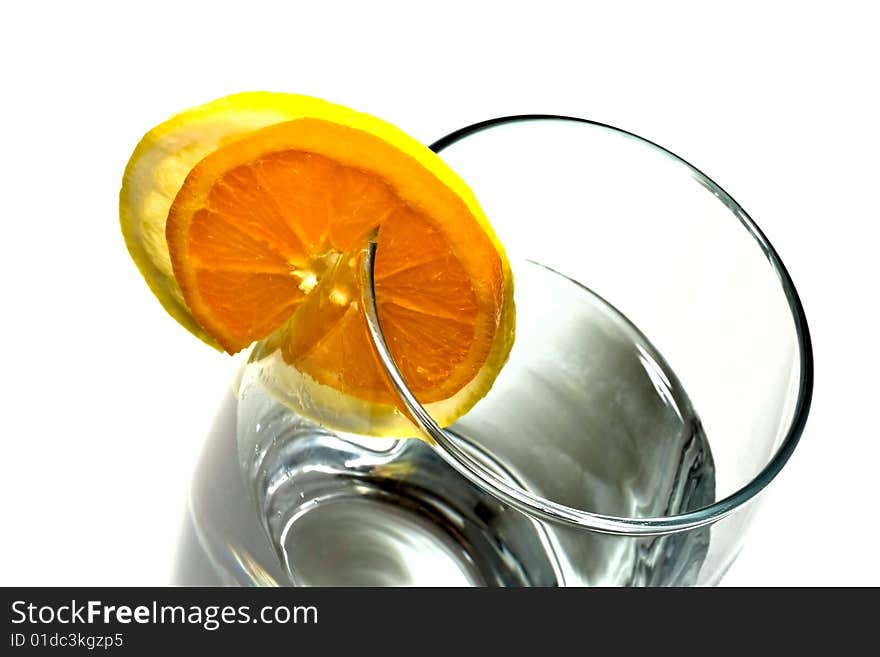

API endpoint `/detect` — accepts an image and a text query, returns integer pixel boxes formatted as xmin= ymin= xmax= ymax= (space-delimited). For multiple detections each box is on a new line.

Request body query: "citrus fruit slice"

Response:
xmin=120 ymin=92 xmax=514 ymax=436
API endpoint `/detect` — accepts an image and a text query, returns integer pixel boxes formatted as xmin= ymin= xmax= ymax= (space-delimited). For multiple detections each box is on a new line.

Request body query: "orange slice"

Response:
xmin=120 ymin=93 xmax=514 ymax=435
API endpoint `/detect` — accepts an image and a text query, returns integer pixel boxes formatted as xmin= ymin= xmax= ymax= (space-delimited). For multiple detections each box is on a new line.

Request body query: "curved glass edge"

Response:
xmin=407 ymin=115 xmax=812 ymax=535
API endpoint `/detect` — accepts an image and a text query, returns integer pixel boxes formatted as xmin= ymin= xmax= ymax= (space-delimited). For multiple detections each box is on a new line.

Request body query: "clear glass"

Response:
xmin=174 ymin=116 xmax=812 ymax=587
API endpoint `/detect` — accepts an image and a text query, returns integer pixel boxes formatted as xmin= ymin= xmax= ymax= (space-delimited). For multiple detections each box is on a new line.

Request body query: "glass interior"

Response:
xmin=366 ymin=116 xmax=812 ymax=529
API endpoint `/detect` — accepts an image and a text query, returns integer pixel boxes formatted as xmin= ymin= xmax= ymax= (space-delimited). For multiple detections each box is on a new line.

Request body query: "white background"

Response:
xmin=1 ymin=1 xmax=878 ymax=586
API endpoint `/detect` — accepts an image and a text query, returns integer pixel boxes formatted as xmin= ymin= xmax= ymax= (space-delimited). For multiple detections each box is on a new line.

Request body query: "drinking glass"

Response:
xmin=174 ymin=116 xmax=813 ymax=586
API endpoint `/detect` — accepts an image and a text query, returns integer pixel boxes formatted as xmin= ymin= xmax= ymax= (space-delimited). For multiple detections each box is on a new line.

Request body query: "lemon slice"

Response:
xmin=120 ymin=92 xmax=514 ymax=436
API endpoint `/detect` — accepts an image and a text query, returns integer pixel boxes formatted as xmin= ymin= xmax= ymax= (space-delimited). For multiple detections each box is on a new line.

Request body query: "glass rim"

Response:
xmin=363 ymin=114 xmax=814 ymax=537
